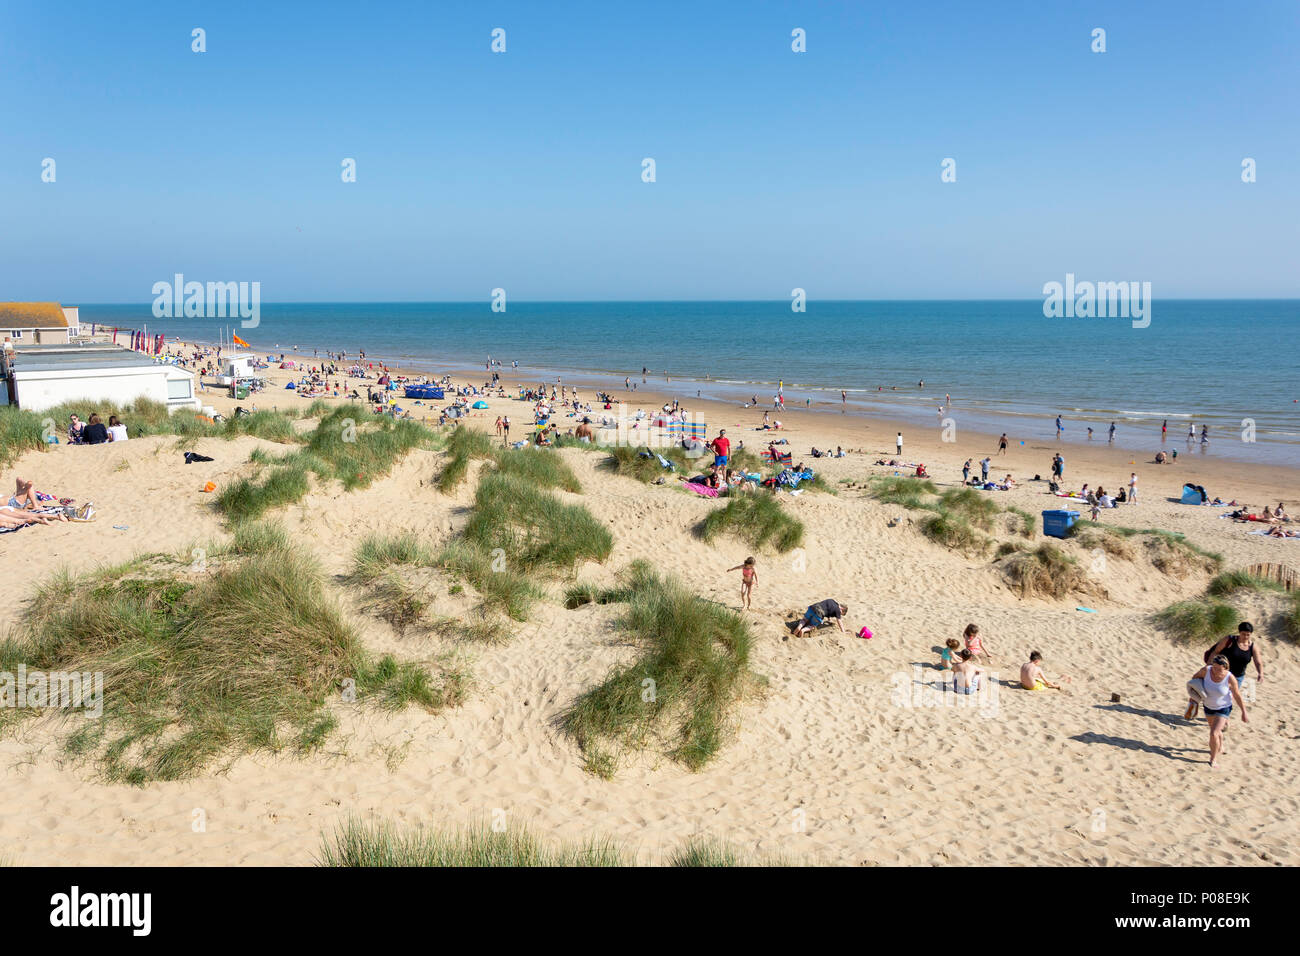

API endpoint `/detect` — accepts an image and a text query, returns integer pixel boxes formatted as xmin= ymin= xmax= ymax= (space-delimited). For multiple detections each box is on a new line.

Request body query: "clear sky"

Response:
xmin=3 ymin=0 xmax=1297 ymax=301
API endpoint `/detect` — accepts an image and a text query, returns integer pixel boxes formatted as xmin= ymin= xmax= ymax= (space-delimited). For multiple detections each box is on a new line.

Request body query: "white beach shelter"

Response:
xmin=8 ymin=344 xmax=201 ymax=413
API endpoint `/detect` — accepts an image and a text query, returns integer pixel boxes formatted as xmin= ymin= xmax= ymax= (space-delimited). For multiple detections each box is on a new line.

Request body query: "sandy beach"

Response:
xmin=1 ymin=349 xmax=1297 ymax=867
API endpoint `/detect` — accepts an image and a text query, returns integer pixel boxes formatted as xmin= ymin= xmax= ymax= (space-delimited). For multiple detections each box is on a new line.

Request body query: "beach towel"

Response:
xmin=683 ymin=482 xmax=720 ymax=497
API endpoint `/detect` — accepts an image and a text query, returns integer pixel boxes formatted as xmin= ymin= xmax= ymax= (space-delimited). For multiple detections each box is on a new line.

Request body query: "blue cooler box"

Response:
xmin=1041 ymin=509 xmax=1080 ymax=539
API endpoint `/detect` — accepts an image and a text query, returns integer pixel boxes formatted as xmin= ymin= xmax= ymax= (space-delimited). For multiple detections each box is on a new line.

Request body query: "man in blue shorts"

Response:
xmin=711 ymin=429 xmax=731 ymax=469
xmin=790 ymin=599 xmax=847 ymax=637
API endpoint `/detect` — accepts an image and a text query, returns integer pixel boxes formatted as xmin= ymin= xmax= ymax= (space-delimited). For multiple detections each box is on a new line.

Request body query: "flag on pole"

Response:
xmin=232 ymin=333 xmax=250 ymax=348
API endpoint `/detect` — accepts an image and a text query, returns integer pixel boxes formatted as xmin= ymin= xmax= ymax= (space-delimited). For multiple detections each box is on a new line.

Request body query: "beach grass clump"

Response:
xmin=867 ymin=475 xmax=939 ymax=511
xmin=220 ymin=408 xmax=299 ymax=443
xmin=602 ymin=444 xmax=693 ymax=482
xmin=920 ymin=511 xmax=988 ymax=555
xmin=0 ymin=400 xmax=308 ymax=468
xmin=349 ymin=533 xmax=443 ymax=634
xmin=1283 ymin=591 xmax=1300 ymax=642
xmin=1005 ymin=507 xmax=1037 ymax=539
xmin=1207 ymin=570 xmax=1287 ymax=596
xmin=0 ymin=526 xmax=454 ymax=783
xmin=216 ymin=409 xmax=434 ymax=520
xmin=464 ymin=472 xmax=612 ymax=572
xmin=697 ymin=495 xmax=804 ymax=553
xmin=560 ymin=561 xmax=756 ymax=773
xmin=493 ymin=446 xmax=582 ymax=493
xmin=437 ymin=425 xmax=498 ymax=492
xmin=216 ymin=460 xmax=313 ymax=522
xmin=437 ymin=540 xmax=544 ymax=622
xmin=564 ymin=580 xmax=638 ymax=610
xmin=1001 ymin=543 xmax=1090 ymax=599
xmin=1073 ymin=525 xmax=1135 ymax=560
xmin=666 ymin=837 xmax=791 ymax=868
xmin=317 ymin=817 xmax=630 ymax=867
xmin=937 ymin=488 xmax=1001 ymax=530
xmin=317 ymin=816 xmax=795 ymax=867
xmin=351 ymin=532 xmax=438 ymax=582
xmin=1154 ymin=600 xmax=1240 ymax=646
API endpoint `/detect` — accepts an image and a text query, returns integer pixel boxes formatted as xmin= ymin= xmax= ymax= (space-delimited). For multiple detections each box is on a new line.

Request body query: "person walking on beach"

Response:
xmin=896 ymin=432 xmax=903 ymax=455
xmin=1162 ymin=419 xmax=1168 ymax=440
xmin=1201 ymin=425 xmax=1210 ymax=445
xmin=1186 ymin=623 xmax=1262 ymax=720
xmin=1108 ymin=421 xmax=1116 ymax=443
xmin=962 ymin=458 xmax=972 ymax=484
xmin=494 ymin=416 xmax=503 ymax=436
xmin=998 ymin=433 xmax=1008 ymax=455
xmin=501 ymin=416 xmax=510 ymax=444
xmin=1128 ymin=472 xmax=1138 ymax=503
xmin=1056 ymin=415 xmax=1063 ymax=439
xmin=1087 ymin=427 xmax=1093 ymax=441
xmin=727 ymin=557 xmax=758 ymax=609
xmin=1188 ymin=655 xmax=1248 ymax=769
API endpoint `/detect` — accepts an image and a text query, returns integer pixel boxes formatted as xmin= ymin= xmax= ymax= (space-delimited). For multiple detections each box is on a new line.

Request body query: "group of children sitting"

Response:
xmin=938 ymin=624 xmax=1068 ymax=693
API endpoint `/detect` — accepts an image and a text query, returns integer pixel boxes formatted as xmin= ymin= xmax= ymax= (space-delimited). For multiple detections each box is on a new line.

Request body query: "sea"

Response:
xmin=74 ymin=300 xmax=1300 ymax=468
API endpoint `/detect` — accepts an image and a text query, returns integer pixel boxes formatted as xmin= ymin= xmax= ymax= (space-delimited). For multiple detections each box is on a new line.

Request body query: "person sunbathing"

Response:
xmin=9 ymin=478 xmax=36 ymax=510
xmin=0 ymin=506 xmax=65 ymax=527
xmin=1267 ymin=526 xmax=1300 ymax=538
xmin=1277 ymin=502 xmax=1291 ymax=521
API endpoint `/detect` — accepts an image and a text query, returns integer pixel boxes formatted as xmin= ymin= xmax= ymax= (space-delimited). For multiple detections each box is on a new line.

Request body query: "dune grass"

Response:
xmin=1207 ymin=570 xmax=1287 ymax=596
xmin=1154 ymin=600 xmax=1240 ymax=646
xmin=317 ymin=817 xmax=790 ymax=867
xmin=437 ymin=426 xmax=498 ymax=492
xmin=0 ymin=398 xmax=308 ymax=468
xmin=348 ymin=533 xmax=443 ymax=633
xmin=920 ymin=511 xmax=989 ymax=554
xmin=437 ymin=540 xmax=544 ymax=622
xmin=867 ymin=475 xmax=939 ymax=510
xmin=492 ymin=445 xmax=582 ymax=493
xmin=0 ymin=526 xmax=456 ymax=783
xmin=1284 ymin=592 xmax=1300 ymax=642
xmin=602 ymin=443 xmax=696 ymax=482
xmin=1006 ymin=507 xmax=1037 ymax=539
xmin=216 ymin=408 xmax=435 ymax=521
xmin=937 ymin=488 xmax=1001 ymax=530
xmin=1001 ymin=543 xmax=1090 ymax=599
xmin=697 ymin=495 xmax=804 ymax=553
xmin=561 ymin=561 xmax=756 ymax=774
xmin=464 ymin=471 xmax=612 ymax=572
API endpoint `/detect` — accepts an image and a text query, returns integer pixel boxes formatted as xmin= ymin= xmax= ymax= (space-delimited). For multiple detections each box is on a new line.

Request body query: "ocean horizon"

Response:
xmin=76 ymin=299 xmax=1300 ymax=467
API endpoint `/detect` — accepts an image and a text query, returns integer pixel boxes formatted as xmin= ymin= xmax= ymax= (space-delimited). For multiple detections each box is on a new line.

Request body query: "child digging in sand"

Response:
xmin=727 ymin=556 xmax=757 ymax=608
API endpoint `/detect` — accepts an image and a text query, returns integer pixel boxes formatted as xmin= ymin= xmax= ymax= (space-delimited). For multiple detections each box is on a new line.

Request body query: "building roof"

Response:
xmin=0 ymin=302 xmax=70 ymax=329
xmin=10 ymin=344 xmax=162 ymax=374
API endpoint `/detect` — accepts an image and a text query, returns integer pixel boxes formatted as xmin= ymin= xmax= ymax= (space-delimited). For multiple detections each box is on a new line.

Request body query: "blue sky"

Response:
xmin=3 ymin=0 xmax=1297 ymax=301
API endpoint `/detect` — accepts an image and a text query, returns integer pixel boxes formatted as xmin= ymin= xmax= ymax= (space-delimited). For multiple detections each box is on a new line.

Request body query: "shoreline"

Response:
xmin=163 ymin=339 xmax=1300 ymax=505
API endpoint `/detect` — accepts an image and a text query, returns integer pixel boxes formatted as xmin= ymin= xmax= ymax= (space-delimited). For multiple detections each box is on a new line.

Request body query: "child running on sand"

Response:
xmin=727 ymin=556 xmax=758 ymax=608
xmin=963 ymin=623 xmax=991 ymax=663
